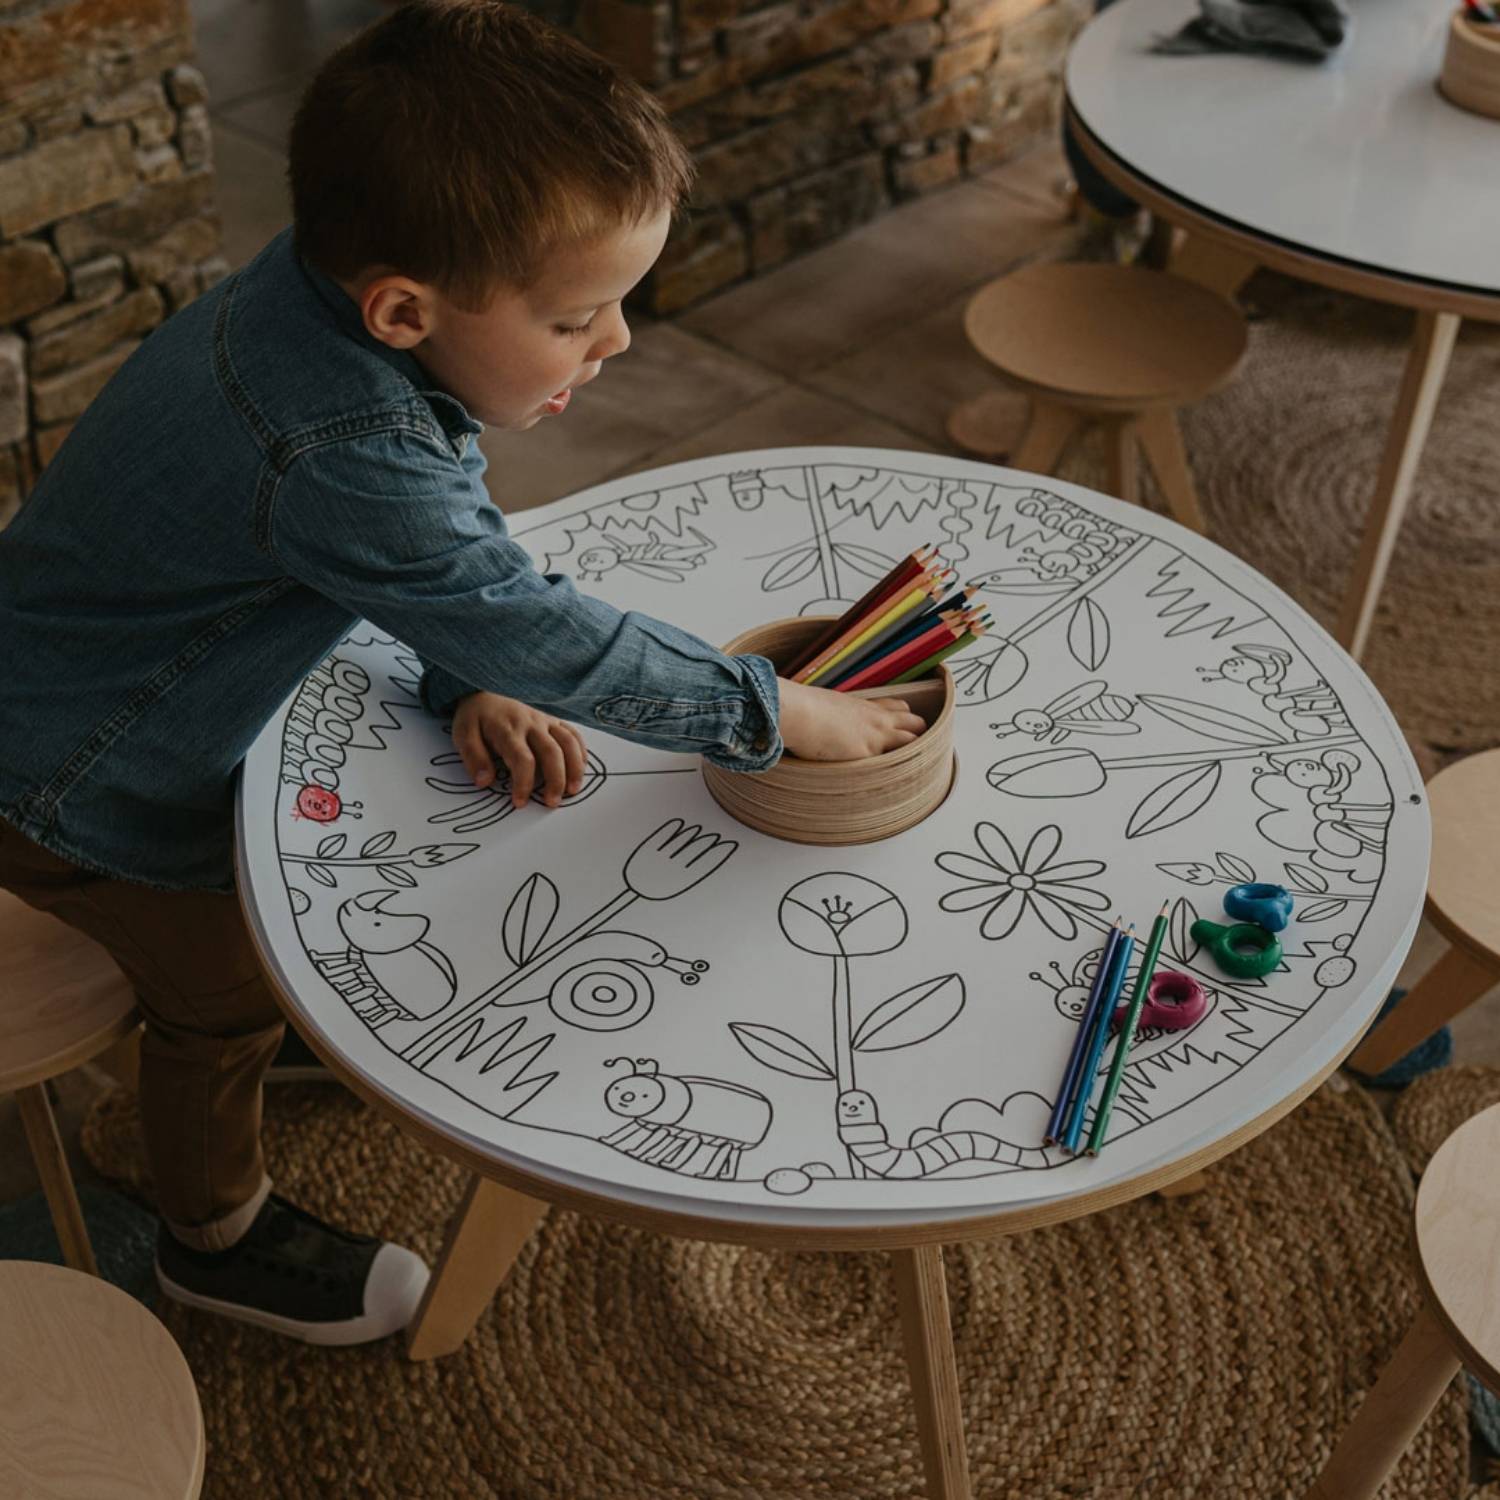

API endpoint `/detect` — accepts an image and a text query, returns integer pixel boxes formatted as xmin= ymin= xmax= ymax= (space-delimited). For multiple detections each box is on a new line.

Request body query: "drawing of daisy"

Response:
xmin=935 ymin=823 xmax=1109 ymax=941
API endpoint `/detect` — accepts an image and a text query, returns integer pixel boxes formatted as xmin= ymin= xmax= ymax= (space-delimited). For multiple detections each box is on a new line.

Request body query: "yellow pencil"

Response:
xmin=800 ymin=576 xmax=947 ymax=685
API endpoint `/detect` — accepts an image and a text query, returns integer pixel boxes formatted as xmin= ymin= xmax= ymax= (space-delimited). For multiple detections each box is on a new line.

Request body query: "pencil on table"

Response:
xmin=1062 ymin=922 xmax=1136 ymax=1153
xmin=1085 ymin=902 xmax=1170 ymax=1156
xmin=1044 ymin=919 xmax=1123 ymax=1147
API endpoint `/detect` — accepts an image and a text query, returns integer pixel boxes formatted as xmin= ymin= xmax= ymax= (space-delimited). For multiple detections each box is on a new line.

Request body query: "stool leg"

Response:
xmin=405 ymin=1172 xmax=548 ymax=1361
xmin=892 ymin=1244 xmax=972 ymax=1500
xmin=1103 ymin=419 xmax=1140 ymax=506
xmin=14 ymin=1083 xmax=98 ymax=1276
xmin=1135 ymin=408 xmax=1208 ymax=533
xmin=1345 ymin=944 xmax=1498 ymax=1078
xmin=1169 ymin=233 xmax=1259 ymax=299
xmin=1307 ymin=1299 xmax=1461 ymax=1500
xmin=1009 ymin=400 xmax=1081 ymax=477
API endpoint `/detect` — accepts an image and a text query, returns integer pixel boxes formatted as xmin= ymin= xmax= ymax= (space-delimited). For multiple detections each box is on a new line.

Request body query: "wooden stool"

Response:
xmin=1 ymin=889 xmax=140 ymax=1275
xmin=1308 ymin=1102 xmax=1500 ymax=1498
xmin=0 ymin=1259 xmax=204 ymax=1497
xmin=947 ymin=263 xmax=1248 ymax=531
xmin=1346 ymin=750 xmax=1500 ymax=1076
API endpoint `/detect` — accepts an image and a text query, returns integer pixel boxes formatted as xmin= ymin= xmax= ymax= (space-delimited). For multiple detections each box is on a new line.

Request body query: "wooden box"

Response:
xmin=1440 ymin=10 xmax=1500 ymax=120
xmin=701 ymin=616 xmax=956 ymax=846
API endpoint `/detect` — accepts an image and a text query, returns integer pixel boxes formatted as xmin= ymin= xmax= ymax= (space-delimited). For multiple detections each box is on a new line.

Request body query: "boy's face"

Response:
xmin=345 ymin=207 xmax=672 ymax=430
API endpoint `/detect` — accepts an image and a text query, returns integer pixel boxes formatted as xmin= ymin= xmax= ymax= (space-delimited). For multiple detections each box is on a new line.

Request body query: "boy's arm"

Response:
xmin=268 ymin=430 xmax=782 ymax=770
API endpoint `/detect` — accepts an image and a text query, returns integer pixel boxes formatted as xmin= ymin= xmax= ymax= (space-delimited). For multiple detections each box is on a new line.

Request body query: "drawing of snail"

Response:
xmin=311 ymin=889 xmax=457 ymax=1028
xmin=599 ymin=1058 xmax=771 ymax=1178
xmin=836 ymin=1090 xmax=1028 ymax=1180
xmin=501 ymin=931 xmax=709 ymax=1033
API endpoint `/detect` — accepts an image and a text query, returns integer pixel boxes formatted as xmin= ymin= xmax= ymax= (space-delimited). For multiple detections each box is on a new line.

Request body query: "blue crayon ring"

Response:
xmin=1223 ymin=881 xmax=1294 ymax=933
xmin=1190 ymin=917 xmax=1283 ymax=979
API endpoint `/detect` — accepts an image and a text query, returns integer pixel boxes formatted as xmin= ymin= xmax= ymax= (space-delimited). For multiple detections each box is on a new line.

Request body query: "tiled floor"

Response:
xmin=3 ymin=0 xmax=1496 ymax=1214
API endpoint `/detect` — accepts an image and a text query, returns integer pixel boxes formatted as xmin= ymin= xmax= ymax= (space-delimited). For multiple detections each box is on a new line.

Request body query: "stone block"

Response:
xmin=678 ymin=0 xmax=741 ymax=43
xmin=871 ymin=74 xmax=986 ymax=145
xmin=780 ymin=151 xmax=885 ymax=253
xmin=0 ymin=125 xmax=135 ymax=238
xmin=993 ymin=0 xmax=1089 ymax=77
xmin=197 ymin=255 xmax=230 ymax=291
xmin=33 ymin=108 xmax=85 ymax=142
xmin=864 ymin=19 xmax=943 ymax=61
xmin=647 ymin=210 xmax=748 ymax=314
xmin=0 ymin=120 xmax=28 ymax=157
xmin=30 ymin=286 xmax=163 ymax=379
xmin=85 ymin=79 xmax=168 ymax=124
xmin=51 ymin=169 xmax=214 ymax=262
xmin=0 ymin=334 xmax=26 ymax=446
xmin=33 ymin=421 xmax=73 ymax=470
xmin=945 ymin=0 xmax=1051 ymax=43
xmin=176 ymin=104 xmax=211 ymax=171
xmin=576 ymin=0 xmax=672 ymax=85
xmin=891 ymin=138 xmax=962 ymax=196
xmin=166 ymin=64 xmax=208 ymax=108
xmin=131 ymin=104 xmax=177 ymax=148
xmin=160 ymin=265 xmax=198 ymax=311
xmin=961 ymin=76 xmax=1058 ymax=171
xmin=134 ymin=143 xmax=182 ymax=183
xmin=30 ymin=337 xmax=140 ymax=424
xmin=24 ymin=282 xmax=121 ymax=337
xmin=929 ymin=35 xmax=995 ymax=90
xmin=124 ymin=212 xmax=221 ymax=284
xmin=0 ymin=240 xmax=68 ymax=324
xmin=71 ymin=252 xmax=125 ymax=303
xmin=694 ymin=107 xmax=866 ymax=204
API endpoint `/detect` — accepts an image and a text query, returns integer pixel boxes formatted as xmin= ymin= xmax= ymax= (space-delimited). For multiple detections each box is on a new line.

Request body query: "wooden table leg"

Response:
xmin=1168 ymin=233 xmax=1259 ymax=299
xmin=1335 ymin=309 xmax=1461 ymax=661
xmin=15 ymin=1083 xmax=98 ymax=1276
xmin=405 ymin=1173 xmax=548 ymax=1361
xmin=1346 ymin=943 xmax=1498 ymax=1078
xmin=1307 ymin=1299 xmax=1461 ymax=1500
xmin=891 ymin=1244 xmax=972 ymax=1500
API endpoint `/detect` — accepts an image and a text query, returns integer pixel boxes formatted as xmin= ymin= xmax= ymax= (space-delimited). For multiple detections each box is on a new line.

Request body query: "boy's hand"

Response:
xmin=776 ymin=677 xmax=927 ymax=761
xmin=451 ymin=692 xmax=586 ymax=809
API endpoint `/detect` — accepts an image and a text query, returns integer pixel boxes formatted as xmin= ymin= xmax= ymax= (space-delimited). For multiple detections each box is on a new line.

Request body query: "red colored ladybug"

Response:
xmin=293 ymin=785 xmax=361 ymax=822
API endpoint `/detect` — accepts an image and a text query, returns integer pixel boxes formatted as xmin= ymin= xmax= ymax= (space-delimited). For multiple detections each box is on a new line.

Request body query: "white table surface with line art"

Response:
xmin=236 ymin=448 xmax=1428 ymax=1497
xmin=1065 ymin=0 xmax=1500 ymax=662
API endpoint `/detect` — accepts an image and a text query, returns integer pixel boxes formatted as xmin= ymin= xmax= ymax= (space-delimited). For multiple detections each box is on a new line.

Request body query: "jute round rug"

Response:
xmin=1042 ymin=273 xmax=1500 ymax=768
xmin=1391 ymin=1063 xmax=1500 ymax=1177
xmin=79 ymin=1075 xmax=1489 ymax=1499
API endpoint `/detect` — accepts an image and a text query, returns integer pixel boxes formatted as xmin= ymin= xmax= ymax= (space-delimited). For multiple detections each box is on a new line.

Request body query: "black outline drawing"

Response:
xmin=990 ymin=680 xmax=1139 ymax=745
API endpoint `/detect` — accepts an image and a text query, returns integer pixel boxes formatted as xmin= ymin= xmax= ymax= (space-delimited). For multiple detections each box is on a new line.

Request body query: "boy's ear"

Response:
xmin=355 ymin=275 xmax=437 ymax=350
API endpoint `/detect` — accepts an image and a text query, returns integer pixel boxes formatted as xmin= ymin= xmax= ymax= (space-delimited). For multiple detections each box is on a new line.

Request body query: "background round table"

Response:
xmin=1065 ymin=0 xmax=1500 ymax=661
xmin=238 ymin=448 xmax=1428 ymax=1499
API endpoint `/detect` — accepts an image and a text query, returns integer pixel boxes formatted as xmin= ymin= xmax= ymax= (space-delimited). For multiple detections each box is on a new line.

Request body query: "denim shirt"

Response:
xmin=0 ymin=228 xmax=781 ymax=892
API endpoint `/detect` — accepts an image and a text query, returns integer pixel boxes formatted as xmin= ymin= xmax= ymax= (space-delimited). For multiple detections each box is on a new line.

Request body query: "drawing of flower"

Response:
xmin=935 ymin=823 xmax=1109 ymax=941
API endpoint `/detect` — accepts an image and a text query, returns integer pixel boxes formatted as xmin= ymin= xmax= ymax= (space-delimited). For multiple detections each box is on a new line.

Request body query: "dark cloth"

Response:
xmin=1151 ymin=0 xmax=1350 ymax=58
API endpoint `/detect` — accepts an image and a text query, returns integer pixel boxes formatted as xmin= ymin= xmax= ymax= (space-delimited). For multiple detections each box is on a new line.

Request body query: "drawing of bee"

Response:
xmin=990 ymin=680 xmax=1139 ymax=744
xmin=574 ymin=526 xmax=715 ymax=583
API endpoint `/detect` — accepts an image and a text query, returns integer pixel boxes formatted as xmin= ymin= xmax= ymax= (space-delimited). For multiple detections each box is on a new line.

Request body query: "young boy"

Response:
xmin=0 ymin=0 xmax=923 ymax=1346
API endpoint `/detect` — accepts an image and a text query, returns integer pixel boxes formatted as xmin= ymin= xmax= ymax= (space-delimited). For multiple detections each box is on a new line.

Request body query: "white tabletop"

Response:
xmin=238 ymin=449 xmax=1427 ymax=1233
xmin=1066 ymin=0 xmax=1500 ymax=299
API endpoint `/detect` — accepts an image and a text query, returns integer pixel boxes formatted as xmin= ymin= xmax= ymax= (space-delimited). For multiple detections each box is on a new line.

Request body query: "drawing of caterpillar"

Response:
xmin=836 ymin=1089 xmax=1037 ymax=1180
xmin=280 ymin=656 xmax=371 ymax=799
xmin=599 ymin=1059 xmax=771 ymax=1179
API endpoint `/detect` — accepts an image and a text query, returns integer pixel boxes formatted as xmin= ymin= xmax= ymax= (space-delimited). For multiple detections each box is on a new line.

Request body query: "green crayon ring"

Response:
xmin=1189 ymin=917 xmax=1282 ymax=979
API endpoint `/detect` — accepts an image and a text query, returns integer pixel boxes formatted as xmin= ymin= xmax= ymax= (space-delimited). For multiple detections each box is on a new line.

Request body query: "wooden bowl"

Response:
xmin=701 ymin=616 xmax=956 ymax=846
xmin=1440 ymin=9 xmax=1500 ymax=120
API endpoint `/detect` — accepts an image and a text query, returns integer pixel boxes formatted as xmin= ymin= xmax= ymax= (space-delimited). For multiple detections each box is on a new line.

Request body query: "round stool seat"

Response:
xmin=963 ymin=264 xmax=1247 ymax=409
xmin=1424 ymin=748 xmax=1500 ymax=966
xmin=0 ymin=1260 xmax=204 ymax=1497
xmin=1414 ymin=1102 xmax=1500 ymax=1389
xmin=0 ymin=889 xmax=136 ymax=1092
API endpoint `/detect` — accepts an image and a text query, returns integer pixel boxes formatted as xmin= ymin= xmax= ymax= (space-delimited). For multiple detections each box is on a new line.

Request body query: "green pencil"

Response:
xmin=888 ymin=630 xmax=975 ymax=683
xmin=1085 ymin=900 xmax=1170 ymax=1156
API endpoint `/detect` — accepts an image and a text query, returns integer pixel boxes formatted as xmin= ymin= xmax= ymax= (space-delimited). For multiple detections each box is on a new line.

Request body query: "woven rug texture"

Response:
xmin=78 ymin=1075 xmax=1492 ymax=1500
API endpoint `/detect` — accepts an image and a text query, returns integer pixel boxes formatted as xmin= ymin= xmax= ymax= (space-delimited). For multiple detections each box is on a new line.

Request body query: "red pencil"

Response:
xmin=834 ymin=610 xmax=970 ymax=692
xmin=780 ymin=545 xmax=936 ymax=677
xmin=793 ymin=564 xmax=953 ymax=686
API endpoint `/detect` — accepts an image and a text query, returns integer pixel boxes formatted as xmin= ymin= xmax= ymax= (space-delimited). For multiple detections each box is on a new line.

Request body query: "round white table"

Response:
xmin=238 ymin=448 xmax=1428 ymax=1499
xmin=1066 ymin=0 xmax=1500 ymax=660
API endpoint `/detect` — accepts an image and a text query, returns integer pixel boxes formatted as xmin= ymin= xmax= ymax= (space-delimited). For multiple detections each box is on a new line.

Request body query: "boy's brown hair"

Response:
xmin=288 ymin=0 xmax=694 ymax=309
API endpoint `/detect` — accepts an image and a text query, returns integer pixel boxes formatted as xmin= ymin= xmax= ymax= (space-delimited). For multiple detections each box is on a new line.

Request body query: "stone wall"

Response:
xmin=0 ymin=0 xmax=224 ymax=524
xmin=577 ymin=0 xmax=1090 ymax=313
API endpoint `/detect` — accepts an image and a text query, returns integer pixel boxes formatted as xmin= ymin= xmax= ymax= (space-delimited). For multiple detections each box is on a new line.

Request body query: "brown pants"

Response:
xmin=1 ymin=817 xmax=282 ymax=1250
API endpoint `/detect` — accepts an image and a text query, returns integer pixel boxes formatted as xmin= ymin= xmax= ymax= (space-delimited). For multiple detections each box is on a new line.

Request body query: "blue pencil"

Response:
xmin=1043 ymin=920 xmax=1122 ymax=1146
xmin=823 ymin=586 xmax=974 ymax=687
xmin=1062 ymin=924 xmax=1136 ymax=1153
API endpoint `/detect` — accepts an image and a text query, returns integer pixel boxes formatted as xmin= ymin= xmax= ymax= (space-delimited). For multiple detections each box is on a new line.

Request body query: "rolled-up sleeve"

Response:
xmin=267 ymin=428 xmax=782 ymax=771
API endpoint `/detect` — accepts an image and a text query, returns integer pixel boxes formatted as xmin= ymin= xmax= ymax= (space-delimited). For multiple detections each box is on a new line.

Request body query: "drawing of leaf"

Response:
xmin=1283 ymin=862 xmax=1329 ymax=894
xmin=1126 ymin=763 xmax=1222 ymax=839
xmin=950 ymin=638 xmax=1028 ymax=705
xmin=1297 ymin=898 xmax=1349 ymax=923
xmin=974 ymin=579 xmax=1076 ymax=597
xmin=316 ymin=833 xmax=347 ymax=858
xmin=729 ymin=1023 xmax=834 ymax=1080
xmin=761 ymin=548 xmax=820 ymax=592
xmin=1167 ymin=897 xmax=1201 ymax=963
xmin=503 ymin=872 xmax=559 ymax=967
xmin=1216 ymin=852 xmax=1256 ymax=883
xmin=852 ymin=974 xmax=965 ymax=1052
xmin=1136 ymin=695 xmax=1283 ymax=747
xmin=377 ymin=864 xmax=418 ymax=888
xmin=360 ymin=830 xmax=398 ymax=858
xmin=831 ymin=542 xmax=897 ymax=581
xmin=306 ymin=863 xmax=336 ymax=888
xmin=1066 ymin=597 xmax=1110 ymax=671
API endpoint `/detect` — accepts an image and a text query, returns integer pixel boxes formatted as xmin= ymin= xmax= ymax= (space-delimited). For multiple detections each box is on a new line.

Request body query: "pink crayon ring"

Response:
xmin=1113 ymin=970 xmax=1209 ymax=1033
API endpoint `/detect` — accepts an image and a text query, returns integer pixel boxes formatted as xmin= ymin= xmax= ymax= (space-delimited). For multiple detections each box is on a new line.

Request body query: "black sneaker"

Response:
xmin=155 ymin=1194 xmax=429 ymax=1346
xmin=266 ymin=1025 xmax=333 ymax=1084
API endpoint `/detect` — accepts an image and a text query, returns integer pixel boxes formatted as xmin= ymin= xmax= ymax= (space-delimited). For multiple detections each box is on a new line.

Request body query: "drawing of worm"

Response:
xmin=599 ymin=1059 xmax=771 ymax=1179
xmin=311 ymin=889 xmax=457 ymax=1029
xmin=836 ymin=1090 xmax=1039 ymax=1179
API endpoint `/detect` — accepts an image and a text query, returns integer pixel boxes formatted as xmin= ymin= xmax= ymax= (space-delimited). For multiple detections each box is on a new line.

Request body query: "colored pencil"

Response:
xmin=780 ymin=545 xmax=935 ymax=677
xmin=799 ymin=575 xmax=946 ymax=685
xmin=888 ymin=628 xmax=981 ymax=684
xmin=1086 ymin=902 xmax=1170 ymax=1156
xmin=1062 ymin=923 xmax=1136 ymax=1153
xmin=823 ymin=586 xmax=978 ymax=687
xmin=832 ymin=610 xmax=978 ymax=692
xmin=1044 ymin=920 xmax=1122 ymax=1146
xmin=791 ymin=561 xmax=953 ymax=686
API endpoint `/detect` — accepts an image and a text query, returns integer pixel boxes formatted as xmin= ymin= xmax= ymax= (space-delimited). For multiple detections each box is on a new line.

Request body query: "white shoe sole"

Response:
xmin=155 ymin=1242 xmax=430 ymax=1347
